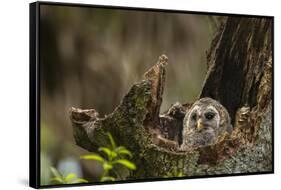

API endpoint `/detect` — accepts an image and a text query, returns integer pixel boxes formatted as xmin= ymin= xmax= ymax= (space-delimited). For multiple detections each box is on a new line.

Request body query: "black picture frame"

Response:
xmin=30 ymin=1 xmax=274 ymax=189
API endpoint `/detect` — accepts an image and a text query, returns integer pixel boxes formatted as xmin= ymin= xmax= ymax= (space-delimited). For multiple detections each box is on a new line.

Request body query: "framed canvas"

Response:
xmin=29 ymin=1 xmax=274 ymax=188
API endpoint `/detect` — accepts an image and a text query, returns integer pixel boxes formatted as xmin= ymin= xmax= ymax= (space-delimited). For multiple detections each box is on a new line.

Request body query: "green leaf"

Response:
xmin=80 ymin=154 xmax=104 ymax=163
xmin=114 ymin=146 xmax=133 ymax=157
xmin=65 ymin=173 xmax=76 ymax=183
xmin=50 ymin=177 xmax=64 ymax=184
xmin=177 ymin=172 xmax=184 ymax=177
xmin=50 ymin=167 xmax=63 ymax=179
xmin=111 ymin=151 xmax=117 ymax=158
xmin=99 ymin=147 xmax=115 ymax=159
xmin=114 ymin=146 xmax=126 ymax=151
xmin=103 ymin=162 xmax=113 ymax=171
xmin=116 ymin=148 xmax=133 ymax=158
xmin=100 ymin=176 xmax=115 ymax=182
xmin=76 ymin=178 xmax=89 ymax=183
xmin=107 ymin=133 xmax=116 ymax=149
xmin=114 ymin=159 xmax=136 ymax=170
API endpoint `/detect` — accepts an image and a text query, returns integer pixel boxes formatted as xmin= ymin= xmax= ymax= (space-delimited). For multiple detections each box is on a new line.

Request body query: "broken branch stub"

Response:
xmin=143 ymin=54 xmax=168 ymax=127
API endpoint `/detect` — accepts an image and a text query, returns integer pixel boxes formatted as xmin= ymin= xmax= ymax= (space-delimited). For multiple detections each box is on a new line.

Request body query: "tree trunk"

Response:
xmin=69 ymin=16 xmax=273 ymax=180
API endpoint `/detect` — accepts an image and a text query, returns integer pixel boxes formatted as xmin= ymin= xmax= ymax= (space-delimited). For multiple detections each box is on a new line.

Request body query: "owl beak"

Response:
xmin=197 ymin=119 xmax=204 ymax=131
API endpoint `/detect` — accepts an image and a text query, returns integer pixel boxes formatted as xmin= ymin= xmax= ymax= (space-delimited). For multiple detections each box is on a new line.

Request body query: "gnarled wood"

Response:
xmin=69 ymin=17 xmax=273 ymax=180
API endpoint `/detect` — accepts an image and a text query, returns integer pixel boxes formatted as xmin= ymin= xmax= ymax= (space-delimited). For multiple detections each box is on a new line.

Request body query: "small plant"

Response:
xmin=50 ymin=167 xmax=88 ymax=184
xmin=81 ymin=132 xmax=136 ymax=182
xmin=164 ymin=168 xmax=184 ymax=178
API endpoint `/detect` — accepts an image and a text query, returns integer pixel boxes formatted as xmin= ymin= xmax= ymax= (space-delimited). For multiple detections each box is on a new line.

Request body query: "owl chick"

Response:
xmin=181 ymin=97 xmax=232 ymax=149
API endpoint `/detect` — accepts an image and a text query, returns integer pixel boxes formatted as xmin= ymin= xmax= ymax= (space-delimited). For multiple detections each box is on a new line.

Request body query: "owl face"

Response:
xmin=188 ymin=105 xmax=220 ymax=134
xmin=182 ymin=98 xmax=231 ymax=148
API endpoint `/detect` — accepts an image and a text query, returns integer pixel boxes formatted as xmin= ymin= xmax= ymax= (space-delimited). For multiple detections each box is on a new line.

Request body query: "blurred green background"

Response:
xmin=39 ymin=4 xmax=225 ymax=185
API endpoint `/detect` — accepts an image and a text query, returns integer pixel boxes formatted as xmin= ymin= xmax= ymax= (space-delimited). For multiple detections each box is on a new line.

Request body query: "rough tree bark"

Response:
xmin=69 ymin=17 xmax=273 ymax=180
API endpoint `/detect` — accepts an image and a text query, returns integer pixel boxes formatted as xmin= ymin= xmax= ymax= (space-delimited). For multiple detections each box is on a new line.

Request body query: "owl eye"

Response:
xmin=191 ymin=113 xmax=197 ymax=121
xmin=205 ymin=112 xmax=215 ymax=120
